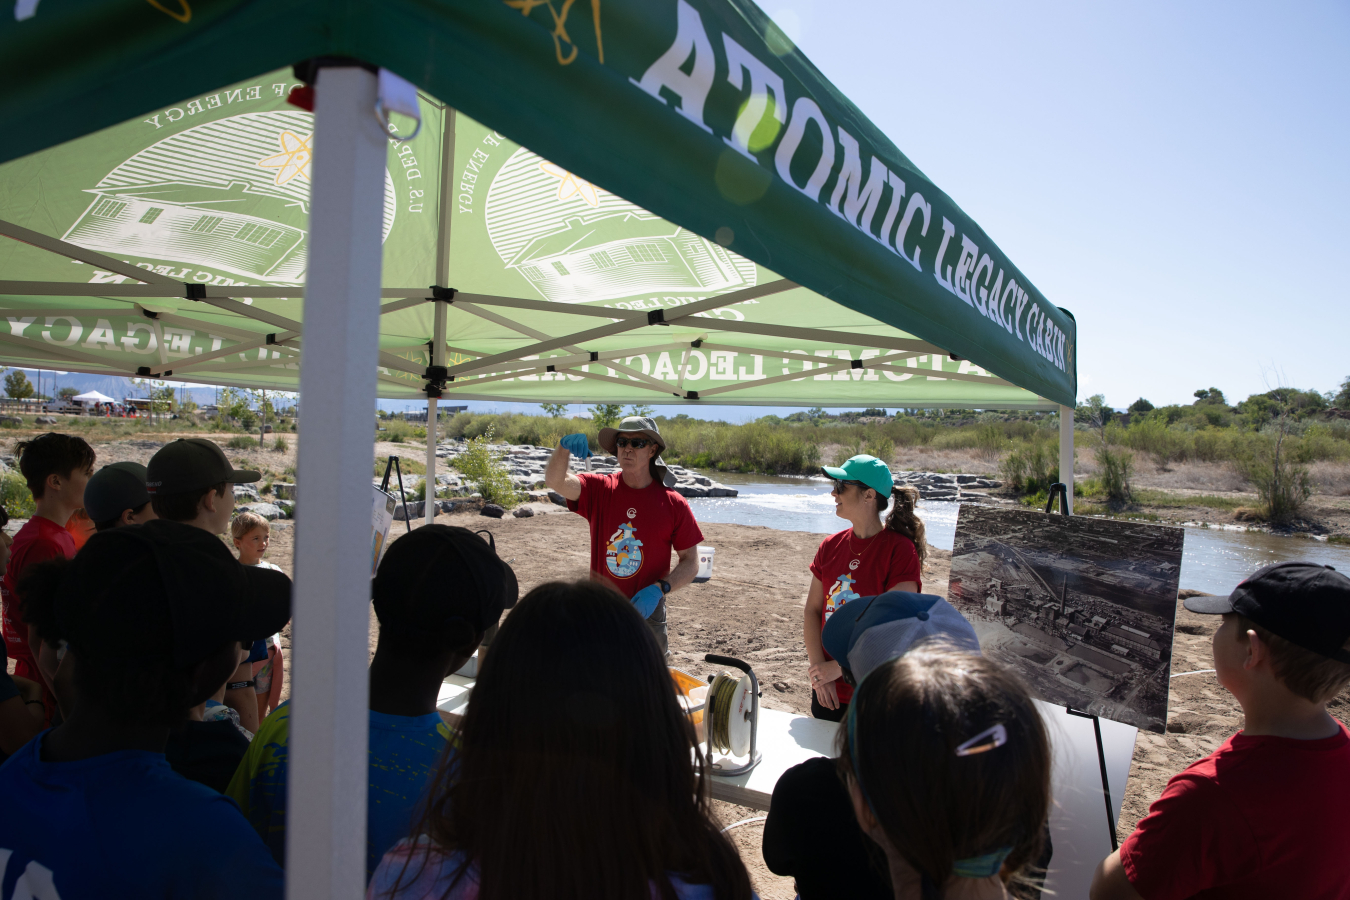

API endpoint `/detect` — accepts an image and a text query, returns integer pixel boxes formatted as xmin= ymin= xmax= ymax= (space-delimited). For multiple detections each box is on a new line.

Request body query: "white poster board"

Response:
xmin=371 ymin=485 xmax=396 ymax=575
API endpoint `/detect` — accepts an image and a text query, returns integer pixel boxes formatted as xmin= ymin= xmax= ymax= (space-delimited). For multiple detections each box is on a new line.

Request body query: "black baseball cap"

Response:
xmin=1184 ymin=562 xmax=1350 ymax=664
xmin=84 ymin=461 xmax=152 ymax=524
xmin=57 ymin=519 xmax=291 ymax=668
xmin=373 ymin=525 xmax=518 ymax=637
xmin=146 ymin=438 xmax=260 ymax=495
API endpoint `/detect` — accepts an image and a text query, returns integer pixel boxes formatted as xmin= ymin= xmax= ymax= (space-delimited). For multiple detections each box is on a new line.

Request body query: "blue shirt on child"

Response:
xmin=226 ymin=700 xmax=453 ymax=880
xmin=0 ymin=734 xmax=282 ymax=899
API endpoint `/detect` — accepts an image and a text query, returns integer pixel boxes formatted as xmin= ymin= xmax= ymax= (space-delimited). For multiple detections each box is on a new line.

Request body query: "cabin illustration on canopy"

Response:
xmin=63 ymin=180 xmax=309 ymax=283
xmin=506 ymin=212 xmax=750 ymax=304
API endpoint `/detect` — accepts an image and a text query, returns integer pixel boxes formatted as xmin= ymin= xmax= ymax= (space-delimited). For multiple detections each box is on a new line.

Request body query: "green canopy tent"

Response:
xmin=1 ymin=3 xmax=1076 ymax=896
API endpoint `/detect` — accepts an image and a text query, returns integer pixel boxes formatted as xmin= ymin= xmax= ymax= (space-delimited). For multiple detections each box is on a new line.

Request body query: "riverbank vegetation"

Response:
xmin=433 ymin=378 xmax=1350 ymax=527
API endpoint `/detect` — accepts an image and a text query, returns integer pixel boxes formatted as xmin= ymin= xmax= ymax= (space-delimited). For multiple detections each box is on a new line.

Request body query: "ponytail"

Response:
xmin=882 ymin=485 xmax=927 ymax=564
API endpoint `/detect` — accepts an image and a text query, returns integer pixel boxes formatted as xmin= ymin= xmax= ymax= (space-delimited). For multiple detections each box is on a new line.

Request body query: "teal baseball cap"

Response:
xmin=821 ymin=455 xmax=895 ymax=497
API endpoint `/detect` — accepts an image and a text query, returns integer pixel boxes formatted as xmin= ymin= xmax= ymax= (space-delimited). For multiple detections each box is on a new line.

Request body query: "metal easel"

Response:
xmin=1044 ymin=481 xmax=1118 ymax=851
xmin=379 ymin=455 xmax=413 ymax=534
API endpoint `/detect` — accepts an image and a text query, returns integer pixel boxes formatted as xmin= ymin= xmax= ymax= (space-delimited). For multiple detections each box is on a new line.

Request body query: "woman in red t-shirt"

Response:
xmin=804 ymin=455 xmax=926 ymax=721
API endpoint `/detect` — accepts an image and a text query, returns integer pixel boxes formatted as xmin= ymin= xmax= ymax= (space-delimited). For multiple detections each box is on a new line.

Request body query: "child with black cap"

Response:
xmin=83 ymin=461 xmax=157 ymax=531
xmin=148 ymin=437 xmax=265 ymax=733
xmin=0 ymin=519 xmax=290 ymax=897
xmin=227 ymin=524 xmax=517 ymax=881
xmin=1091 ymin=562 xmax=1350 ymax=900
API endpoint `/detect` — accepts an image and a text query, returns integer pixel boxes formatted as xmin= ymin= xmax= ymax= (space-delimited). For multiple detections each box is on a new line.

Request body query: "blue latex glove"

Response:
xmin=631 ymin=584 xmax=664 ymax=619
xmin=559 ymin=433 xmax=592 ymax=459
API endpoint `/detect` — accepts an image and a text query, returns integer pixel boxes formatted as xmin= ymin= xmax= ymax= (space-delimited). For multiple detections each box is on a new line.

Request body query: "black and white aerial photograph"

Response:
xmin=948 ymin=506 xmax=1185 ymax=734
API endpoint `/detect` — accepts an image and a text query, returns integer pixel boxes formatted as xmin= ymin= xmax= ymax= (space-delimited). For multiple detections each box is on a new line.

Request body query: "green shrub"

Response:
xmin=1238 ymin=432 xmax=1312 ymax=524
xmin=1124 ymin=418 xmax=1186 ymax=468
xmin=452 ymin=427 xmax=521 ymax=508
xmin=833 ymin=439 xmax=864 ymax=466
xmin=272 ymin=437 xmax=289 ymax=452
xmin=864 ymin=437 xmax=895 ymax=463
xmin=0 ymin=472 xmax=35 ymax=518
xmin=974 ymin=424 xmax=1007 ymax=462
xmin=1000 ymin=438 xmax=1057 ymax=495
xmin=227 ymin=435 xmax=257 ymax=449
xmin=1096 ymin=446 xmax=1134 ymax=503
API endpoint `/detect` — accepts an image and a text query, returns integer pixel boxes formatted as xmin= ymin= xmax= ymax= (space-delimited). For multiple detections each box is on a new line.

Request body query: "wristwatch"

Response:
xmin=658 ymin=579 xmax=672 ymax=595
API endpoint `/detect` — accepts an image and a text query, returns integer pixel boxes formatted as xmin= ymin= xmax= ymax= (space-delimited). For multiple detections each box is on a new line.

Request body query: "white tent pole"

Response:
xmin=426 ymin=105 xmax=456 ymax=526
xmin=287 ymin=63 xmax=386 ymax=900
xmin=425 ymin=300 xmax=446 ymax=524
xmin=1060 ymin=404 xmax=1075 ymax=513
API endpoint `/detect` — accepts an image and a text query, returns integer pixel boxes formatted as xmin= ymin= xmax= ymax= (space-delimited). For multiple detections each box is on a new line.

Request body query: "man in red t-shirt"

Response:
xmin=1091 ymin=562 xmax=1350 ymax=900
xmin=1 ymin=432 xmax=96 ymax=716
xmin=545 ymin=417 xmax=702 ymax=654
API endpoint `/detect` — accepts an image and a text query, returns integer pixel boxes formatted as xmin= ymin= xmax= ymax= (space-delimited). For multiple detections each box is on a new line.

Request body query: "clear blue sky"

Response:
xmin=762 ymin=0 xmax=1349 ymax=410
xmin=181 ymin=2 xmax=1350 ymax=423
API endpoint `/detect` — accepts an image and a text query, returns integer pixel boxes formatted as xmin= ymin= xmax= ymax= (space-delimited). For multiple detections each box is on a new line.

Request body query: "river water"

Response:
xmin=687 ymin=475 xmax=1350 ymax=597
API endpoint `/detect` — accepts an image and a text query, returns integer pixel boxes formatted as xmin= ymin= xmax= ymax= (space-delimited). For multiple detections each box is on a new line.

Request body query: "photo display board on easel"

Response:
xmin=371 ymin=486 xmax=397 ymax=575
xmin=947 ymin=506 xmax=1184 ymax=734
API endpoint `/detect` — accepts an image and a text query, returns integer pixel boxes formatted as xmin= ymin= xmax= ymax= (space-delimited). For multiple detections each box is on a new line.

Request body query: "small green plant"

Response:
xmin=0 ymin=472 xmax=35 ymax=518
xmin=451 ymin=426 xmax=521 ymax=508
xmin=1000 ymin=438 xmax=1057 ymax=495
xmin=227 ymin=435 xmax=257 ymax=449
xmin=1096 ymin=445 xmax=1134 ymax=503
xmin=974 ymin=425 xmax=1007 ymax=462
xmin=1239 ymin=429 xmax=1312 ymax=524
xmin=272 ymin=436 xmax=288 ymax=452
xmin=864 ymin=437 xmax=895 ymax=463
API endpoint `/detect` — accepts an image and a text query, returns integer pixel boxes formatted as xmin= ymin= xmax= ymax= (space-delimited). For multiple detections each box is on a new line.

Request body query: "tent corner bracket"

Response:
xmin=184 ymin=284 xmax=206 ymax=301
xmin=430 ymin=286 xmax=457 ymax=302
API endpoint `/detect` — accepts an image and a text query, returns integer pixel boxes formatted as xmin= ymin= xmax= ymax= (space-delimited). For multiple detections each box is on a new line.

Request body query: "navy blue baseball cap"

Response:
xmin=1184 ymin=562 xmax=1350 ymax=664
xmin=823 ymin=591 xmax=981 ymax=684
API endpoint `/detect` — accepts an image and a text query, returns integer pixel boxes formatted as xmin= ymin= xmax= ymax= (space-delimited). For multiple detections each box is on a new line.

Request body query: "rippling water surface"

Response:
xmin=687 ymin=475 xmax=1350 ymax=596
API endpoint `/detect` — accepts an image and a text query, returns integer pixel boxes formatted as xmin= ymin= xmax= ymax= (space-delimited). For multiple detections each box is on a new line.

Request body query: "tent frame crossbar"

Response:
xmin=453 ymin=300 xmax=694 ymax=395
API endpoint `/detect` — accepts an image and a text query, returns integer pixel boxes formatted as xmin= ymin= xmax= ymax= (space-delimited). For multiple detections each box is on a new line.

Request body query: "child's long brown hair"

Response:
xmin=390 ymin=580 xmax=753 ymax=900
xmin=838 ymin=645 xmax=1051 ymax=899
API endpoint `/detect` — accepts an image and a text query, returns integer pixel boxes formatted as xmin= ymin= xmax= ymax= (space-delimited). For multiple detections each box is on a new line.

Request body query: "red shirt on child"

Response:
xmin=1 ymin=516 xmax=77 ymax=679
xmin=809 ymin=529 xmax=921 ymax=703
xmin=1120 ymin=721 xmax=1350 ymax=899
xmin=567 ymin=473 xmax=703 ymax=600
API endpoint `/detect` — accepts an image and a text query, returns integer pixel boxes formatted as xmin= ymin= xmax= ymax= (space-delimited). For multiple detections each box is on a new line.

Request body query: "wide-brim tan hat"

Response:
xmin=598 ymin=416 xmax=675 ymax=488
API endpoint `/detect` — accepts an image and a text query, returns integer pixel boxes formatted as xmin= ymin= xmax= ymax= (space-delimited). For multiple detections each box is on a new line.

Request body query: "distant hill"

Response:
xmin=0 ymin=368 xmax=217 ymax=406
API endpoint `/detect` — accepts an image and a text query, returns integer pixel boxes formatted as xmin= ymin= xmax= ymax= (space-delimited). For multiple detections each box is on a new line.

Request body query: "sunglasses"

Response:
xmin=830 ymin=480 xmax=865 ymax=494
xmin=615 ymin=437 xmax=653 ymax=449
